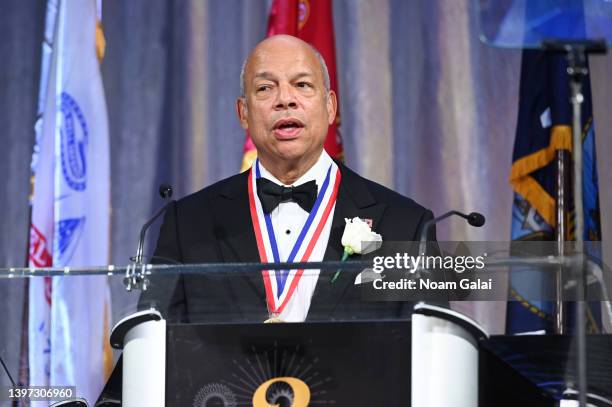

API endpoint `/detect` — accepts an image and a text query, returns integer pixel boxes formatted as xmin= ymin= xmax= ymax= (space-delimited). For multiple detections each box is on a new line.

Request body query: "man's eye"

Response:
xmin=296 ymin=82 xmax=312 ymax=89
xmin=256 ymin=85 xmax=271 ymax=92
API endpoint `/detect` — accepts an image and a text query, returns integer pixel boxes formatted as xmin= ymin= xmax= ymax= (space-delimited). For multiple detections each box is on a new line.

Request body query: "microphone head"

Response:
xmin=158 ymin=183 xmax=173 ymax=199
xmin=467 ymin=212 xmax=485 ymax=227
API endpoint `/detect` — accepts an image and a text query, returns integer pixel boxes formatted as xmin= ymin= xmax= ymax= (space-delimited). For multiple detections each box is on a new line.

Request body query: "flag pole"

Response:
xmin=554 ymin=149 xmax=568 ymax=335
xmin=543 ymin=38 xmax=607 ymax=407
xmin=567 ymin=45 xmax=588 ymax=407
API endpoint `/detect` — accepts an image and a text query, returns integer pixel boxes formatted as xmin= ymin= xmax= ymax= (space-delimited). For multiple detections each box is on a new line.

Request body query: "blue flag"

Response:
xmin=506 ymin=49 xmax=602 ymax=334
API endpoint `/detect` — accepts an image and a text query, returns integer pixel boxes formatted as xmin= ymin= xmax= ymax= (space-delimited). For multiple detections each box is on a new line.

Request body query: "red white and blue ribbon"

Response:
xmin=248 ymin=159 xmax=341 ymax=314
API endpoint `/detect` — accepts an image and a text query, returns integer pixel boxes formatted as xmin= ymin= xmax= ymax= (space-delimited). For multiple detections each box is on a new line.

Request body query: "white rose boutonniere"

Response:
xmin=331 ymin=217 xmax=383 ymax=283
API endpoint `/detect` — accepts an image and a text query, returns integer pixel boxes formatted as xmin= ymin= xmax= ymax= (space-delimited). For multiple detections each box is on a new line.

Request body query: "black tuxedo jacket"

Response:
xmin=139 ymin=162 xmax=435 ymax=323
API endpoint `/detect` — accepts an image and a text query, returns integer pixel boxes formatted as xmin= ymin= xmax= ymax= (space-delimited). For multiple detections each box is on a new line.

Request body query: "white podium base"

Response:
xmin=111 ymin=309 xmax=166 ymax=407
xmin=412 ymin=303 xmax=488 ymax=407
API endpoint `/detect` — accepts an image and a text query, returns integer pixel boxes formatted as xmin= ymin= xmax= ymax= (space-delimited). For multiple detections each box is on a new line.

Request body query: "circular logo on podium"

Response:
xmin=192 ymin=383 xmax=237 ymax=407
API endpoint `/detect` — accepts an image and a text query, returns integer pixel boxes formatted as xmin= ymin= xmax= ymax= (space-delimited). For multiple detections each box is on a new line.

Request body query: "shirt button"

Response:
xmin=285 ymin=229 xmax=291 ymax=235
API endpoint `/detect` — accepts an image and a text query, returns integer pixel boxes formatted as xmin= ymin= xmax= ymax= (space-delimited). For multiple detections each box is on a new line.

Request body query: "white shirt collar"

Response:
xmin=257 ymin=150 xmax=334 ymax=193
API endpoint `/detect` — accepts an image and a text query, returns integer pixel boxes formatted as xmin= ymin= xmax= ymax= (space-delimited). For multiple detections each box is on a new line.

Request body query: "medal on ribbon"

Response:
xmin=248 ymin=159 xmax=341 ymax=318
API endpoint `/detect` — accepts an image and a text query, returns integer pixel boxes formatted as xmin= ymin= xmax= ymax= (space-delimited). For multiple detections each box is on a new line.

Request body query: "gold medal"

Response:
xmin=263 ymin=316 xmax=284 ymax=323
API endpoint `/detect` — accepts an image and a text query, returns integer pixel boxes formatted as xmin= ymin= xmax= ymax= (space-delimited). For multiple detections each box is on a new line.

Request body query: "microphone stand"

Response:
xmin=124 ymin=184 xmax=173 ymax=291
xmin=418 ymin=211 xmax=485 ymax=257
xmin=414 ymin=210 xmax=485 ymax=300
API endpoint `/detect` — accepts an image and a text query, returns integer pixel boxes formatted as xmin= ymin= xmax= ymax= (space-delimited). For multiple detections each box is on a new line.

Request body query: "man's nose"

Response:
xmin=274 ymin=84 xmax=297 ymax=110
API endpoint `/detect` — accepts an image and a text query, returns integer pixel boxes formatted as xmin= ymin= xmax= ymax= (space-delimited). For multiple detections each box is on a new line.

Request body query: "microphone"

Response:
xmin=132 ymin=184 xmax=173 ymax=265
xmin=466 ymin=212 xmax=485 ymax=227
xmin=418 ymin=210 xmax=486 ymax=255
xmin=126 ymin=184 xmax=174 ymax=291
xmin=158 ymin=183 xmax=173 ymax=200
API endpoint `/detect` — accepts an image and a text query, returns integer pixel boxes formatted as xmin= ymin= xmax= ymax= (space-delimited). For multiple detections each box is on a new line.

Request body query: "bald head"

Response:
xmin=240 ymin=35 xmax=330 ymax=98
xmin=235 ymin=34 xmax=338 ymax=184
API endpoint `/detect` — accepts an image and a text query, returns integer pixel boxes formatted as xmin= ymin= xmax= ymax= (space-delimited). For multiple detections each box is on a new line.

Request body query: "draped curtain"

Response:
xmin=2 ymin=0 xmax=612 ymax=379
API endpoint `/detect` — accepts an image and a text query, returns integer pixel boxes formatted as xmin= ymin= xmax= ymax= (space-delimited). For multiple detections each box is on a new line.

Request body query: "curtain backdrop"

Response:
xmin=2 ymin=0 xmax=612 ymax=381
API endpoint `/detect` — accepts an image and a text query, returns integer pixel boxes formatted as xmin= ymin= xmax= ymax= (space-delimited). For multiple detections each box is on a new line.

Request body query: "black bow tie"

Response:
xmin=256 ymin=178 xmax=318 ymax=214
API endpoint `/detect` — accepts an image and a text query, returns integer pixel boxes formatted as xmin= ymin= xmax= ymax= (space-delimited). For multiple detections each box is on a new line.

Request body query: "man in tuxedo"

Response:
xmin=140 ymin=34 xmax=435 ymax=323
xmin=97 ymin=33 xmax=439 ymax=406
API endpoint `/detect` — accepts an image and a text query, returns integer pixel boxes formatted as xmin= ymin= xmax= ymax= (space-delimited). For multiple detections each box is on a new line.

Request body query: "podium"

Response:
xmin=108 ymin=306 xmax=498 ymax=406
xmin=99 ymin=261 xmax=555 ymax=406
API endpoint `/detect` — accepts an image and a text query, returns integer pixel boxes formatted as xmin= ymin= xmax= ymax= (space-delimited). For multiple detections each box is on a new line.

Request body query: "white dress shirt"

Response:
xmin=255 ymin=151 xmax=338 ymax=322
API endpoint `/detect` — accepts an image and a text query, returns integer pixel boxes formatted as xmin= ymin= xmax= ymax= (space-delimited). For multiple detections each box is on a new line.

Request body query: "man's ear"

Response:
xmin=236 ymin=98 xmax=248 ymax=130
xmin=326 ymin=90 xmax=337 ymax=125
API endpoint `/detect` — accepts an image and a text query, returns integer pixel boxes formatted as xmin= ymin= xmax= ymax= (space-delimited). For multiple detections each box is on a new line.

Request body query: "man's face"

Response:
xmin=237 ymin=37 xmax=337 ymax=167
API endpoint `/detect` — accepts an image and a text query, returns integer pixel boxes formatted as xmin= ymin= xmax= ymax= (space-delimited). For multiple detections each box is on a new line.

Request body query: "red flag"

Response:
xmin=240 ymin=0 xmax=343 ymax=171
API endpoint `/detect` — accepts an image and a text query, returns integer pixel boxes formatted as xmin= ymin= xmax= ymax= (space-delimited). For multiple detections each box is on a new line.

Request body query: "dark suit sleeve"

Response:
xmin=137 ymin=200 xmax=188 ymax=322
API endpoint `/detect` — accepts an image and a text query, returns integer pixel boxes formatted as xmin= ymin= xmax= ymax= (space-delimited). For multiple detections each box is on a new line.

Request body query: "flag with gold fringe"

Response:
xmin=28 ymin=0 xmax=113 ymax=404
xmin=506 ymin=49 xmax=602 ymax=334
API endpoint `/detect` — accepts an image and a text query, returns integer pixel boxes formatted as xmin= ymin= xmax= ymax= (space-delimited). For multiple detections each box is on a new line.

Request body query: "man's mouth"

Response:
xmin=273 ymin=118 xmax=304 ymax=139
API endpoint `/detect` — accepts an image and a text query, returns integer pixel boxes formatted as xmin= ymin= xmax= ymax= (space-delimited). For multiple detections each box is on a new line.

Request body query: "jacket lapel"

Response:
xmin=209 ymin=170 xmax=266 ymax=309
xmin=310 ymin=163 xmax=387 ymax=319
xmin=324 ymin=163 xmax=387 ymax=260
xmin=211 ymin=170 xmax=260 ymax=263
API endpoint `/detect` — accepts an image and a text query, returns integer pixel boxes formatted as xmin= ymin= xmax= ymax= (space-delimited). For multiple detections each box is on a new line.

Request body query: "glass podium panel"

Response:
xmin=1 ymin=241 xmax=610 ymax=404
xmin=0 ymin=241 xmax=609 ymax=325
xmin=477 ymin=0 xmax=612 ymax=48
